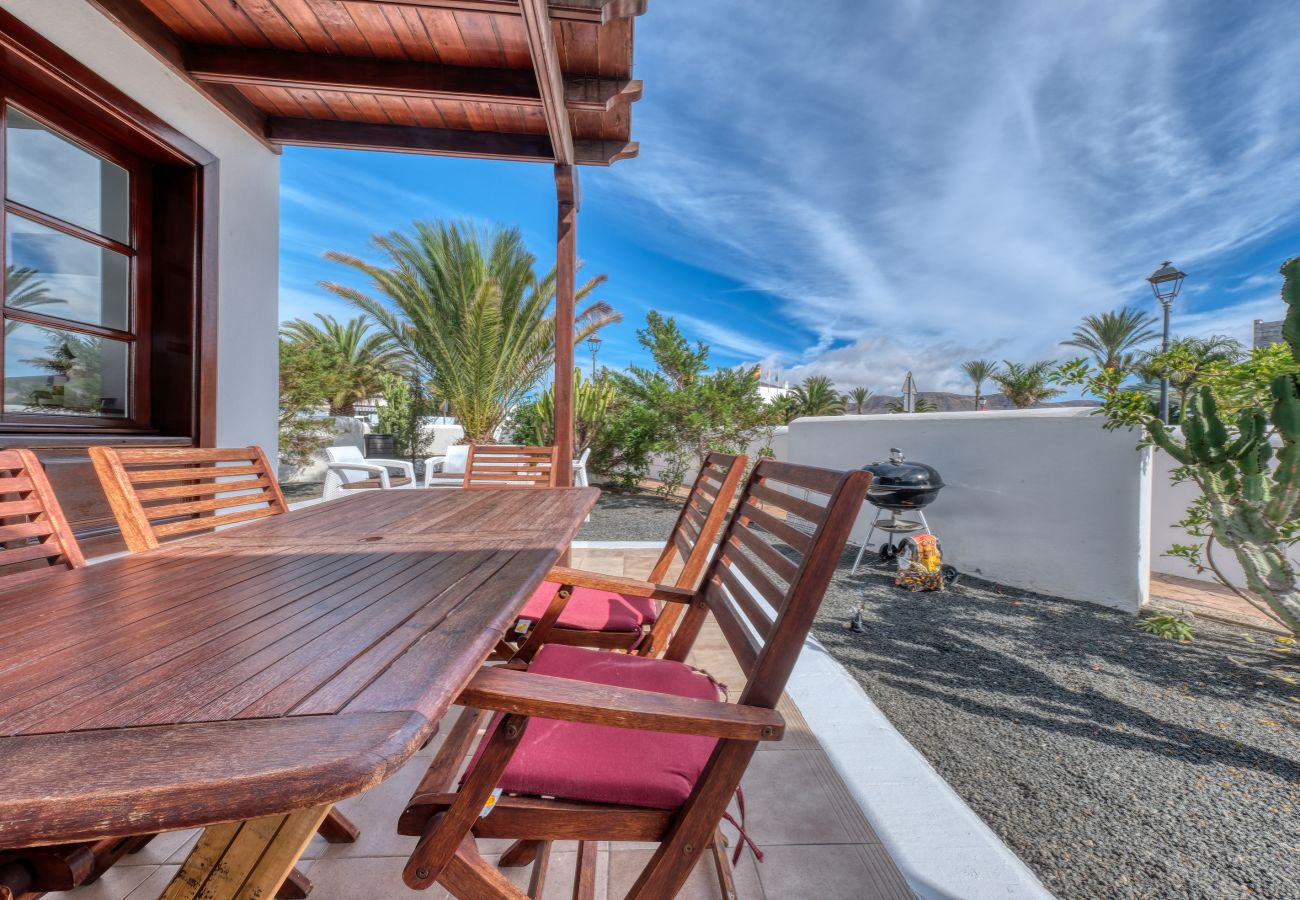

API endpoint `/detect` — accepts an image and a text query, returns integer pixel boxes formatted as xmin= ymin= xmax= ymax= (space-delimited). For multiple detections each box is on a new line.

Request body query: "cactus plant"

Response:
xmin=529 ymin=368 xmax=614 ymax=453
xmin=1058 ymin=257 xmax=1300 ymax=634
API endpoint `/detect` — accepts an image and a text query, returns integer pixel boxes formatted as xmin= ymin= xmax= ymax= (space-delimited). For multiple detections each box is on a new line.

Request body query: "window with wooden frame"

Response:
xmin=0 ymin=85 xmax=150 ymax=428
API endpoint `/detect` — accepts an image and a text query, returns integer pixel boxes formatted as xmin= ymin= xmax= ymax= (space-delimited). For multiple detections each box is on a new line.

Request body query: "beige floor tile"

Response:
xmin=301 ymin=754 xmax=430 ymax=860
xmin=121 ymin=865 xmax=179 ymax=900
xmin=298 ymin=855 xmax=450 ymax=900
xmin=487 ymin=844 xmax=607 ymax=900
xmin=607 ymin=847 xmax=765 ymax=899
xmin=737 ymin=750 xmax=856 ymax=846
xmin=753 ymin=844 xmax=905 ymax=900
xmin=43 ymin=864 xmax=156 ymax=900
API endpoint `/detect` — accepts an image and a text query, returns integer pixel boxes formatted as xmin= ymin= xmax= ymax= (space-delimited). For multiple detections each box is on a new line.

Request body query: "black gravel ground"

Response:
xmin=575 ymin=487 xmax=680 ymax=542
xmin=813 ymin=552 xmax=1300 ymax=900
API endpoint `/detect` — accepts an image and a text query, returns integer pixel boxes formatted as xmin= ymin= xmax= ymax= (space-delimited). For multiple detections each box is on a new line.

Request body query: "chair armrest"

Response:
xmin=458 ymin=667 xmax=784 ymax=741
xmin=364 ymin=458 xmax=416 ymax=479
xmin=325 ymin=461 xmax=391 ymax=488
xmin=545 ymin=566 xmax=696 ymax=604
xmin=423 ymin=455 xmax=447 ymax=473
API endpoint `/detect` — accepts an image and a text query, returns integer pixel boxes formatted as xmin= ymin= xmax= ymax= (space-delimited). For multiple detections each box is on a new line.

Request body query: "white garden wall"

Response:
xmin=5 ymin=0 xmax=281 ymax=461
xmin=788 ymin=409 xmax=1153 ymax=611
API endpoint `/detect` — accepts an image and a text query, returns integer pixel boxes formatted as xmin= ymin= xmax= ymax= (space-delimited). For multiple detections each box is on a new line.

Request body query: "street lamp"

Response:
xmin=1147 ymin=260 xmax=1186 ymax=424
xmin=586 ymin=335 xmax=602 ymax=380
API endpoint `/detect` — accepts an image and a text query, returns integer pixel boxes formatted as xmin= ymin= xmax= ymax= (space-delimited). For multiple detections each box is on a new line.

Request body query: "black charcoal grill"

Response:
xmin=851 ymin=448 xmax=947 ymax=573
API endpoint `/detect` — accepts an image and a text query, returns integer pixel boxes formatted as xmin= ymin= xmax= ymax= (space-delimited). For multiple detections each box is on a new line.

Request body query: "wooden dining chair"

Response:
xmin=88 ymin=445 xmax=289 ymax=552
xmin=512 ymin=451 xmax=747 ymax=657
xmin=462 ymin=444 xmax=559 ymax=489
xmin=86 ymin=444 xmax=361 ymax=883
xmin=0 ymin=451 xmax=200 ymax=896
xmin=397 ymin=459 xmax=872 ymax=900
xmin=0 ymin=449 xmax=84 ymax=586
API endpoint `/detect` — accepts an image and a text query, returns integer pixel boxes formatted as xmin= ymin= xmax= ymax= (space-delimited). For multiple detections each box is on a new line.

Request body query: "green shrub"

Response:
xmin=1138 ymin=614 xmax=1195 ymax=642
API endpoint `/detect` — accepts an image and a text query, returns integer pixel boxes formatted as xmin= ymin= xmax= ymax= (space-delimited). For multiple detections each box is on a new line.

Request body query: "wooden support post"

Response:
xmin=554 ymin=164 xmax=579 ymax=488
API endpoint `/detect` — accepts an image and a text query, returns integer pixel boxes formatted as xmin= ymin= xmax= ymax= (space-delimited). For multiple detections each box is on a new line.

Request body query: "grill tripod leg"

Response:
xmin=850 ymin=508 xmax=887 ymax=575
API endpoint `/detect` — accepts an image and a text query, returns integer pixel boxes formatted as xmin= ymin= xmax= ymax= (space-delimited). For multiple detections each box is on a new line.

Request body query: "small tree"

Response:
xmin=1061 ymin=306 xmax=1159 ymax=373
xmin=375 ymin=372 xmax=427 ymax=460
xmin=846 ymin=386 xmax=872 ymax=414
xmin=994 ymin=360 xmax=1063 ymax=408
xmin=278 ymin=339 xmax=346 ymax=468
xmin=596 ymin=312 xmax=769 ymax=494
xmin=886 ymin=396 xmax=939 ymax=413
xmin=961 ymin=359 xmax=1000 ymax=409
xmin=1056 ymin=257 xmax=1300 ymax=634
xmin=789 ymin=375 xmax=846 ymax=416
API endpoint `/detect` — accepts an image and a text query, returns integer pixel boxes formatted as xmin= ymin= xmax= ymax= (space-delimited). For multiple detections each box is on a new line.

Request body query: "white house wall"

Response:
xmin=788 ymin=409 xmax=1153 ymax=611
xmin=4 ymin=0 xmax=281 ymax=461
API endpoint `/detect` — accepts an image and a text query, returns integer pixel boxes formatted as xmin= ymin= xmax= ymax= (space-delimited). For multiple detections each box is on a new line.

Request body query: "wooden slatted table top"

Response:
xmin=0 ymin=487 xmax=598 ymax=850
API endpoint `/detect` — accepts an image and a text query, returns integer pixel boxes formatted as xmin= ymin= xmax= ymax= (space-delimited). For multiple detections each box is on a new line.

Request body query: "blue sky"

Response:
xmin=280 ymin=0 xmax=1300 ymax=396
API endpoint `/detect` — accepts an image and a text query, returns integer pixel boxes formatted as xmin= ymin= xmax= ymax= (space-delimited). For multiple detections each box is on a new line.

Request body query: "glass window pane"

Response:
xmin=6 ymin=215 xmax=130 ymax=331
xmin=5 ymin=107 xmax=130 ymax=244
xmin=4 ymin=322 xmax=129 ymax=418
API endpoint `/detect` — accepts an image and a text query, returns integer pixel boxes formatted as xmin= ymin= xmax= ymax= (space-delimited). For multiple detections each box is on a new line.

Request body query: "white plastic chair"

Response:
xmin=423 ymin=444 xmax=470 ymax=488
xmin=572 ymin=447 xmax=591 ymax=488
xmin=322 ymin=445 xmax=417 ymax=501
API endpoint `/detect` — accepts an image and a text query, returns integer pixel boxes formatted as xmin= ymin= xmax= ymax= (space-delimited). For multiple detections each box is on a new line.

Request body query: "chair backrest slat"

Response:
xmin=665 ymin=458 xmax=871 ymax=709
xmin=462 ymin=445 xmax=559 ymax=489
xmin=0 ymin=449 xmax=84 ymax=589
xmin=637 ymin=451 xmax=748 ymax=657
xmin=89 ymin=446 xmax=286 ymax=552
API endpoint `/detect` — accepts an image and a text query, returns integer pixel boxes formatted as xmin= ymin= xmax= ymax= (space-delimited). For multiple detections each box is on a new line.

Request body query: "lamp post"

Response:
xmin=1146 ymin=260 xmax=1186 ymax=424
xmin=586 ymin=335 xmax=602 ymax=381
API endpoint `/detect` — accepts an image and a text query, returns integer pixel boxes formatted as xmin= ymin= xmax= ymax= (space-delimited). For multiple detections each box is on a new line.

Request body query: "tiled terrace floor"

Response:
xmin=1150 ymin=571 xmax=1289 ymax=633
xmin=48 ymin=548 xmax=913 ymax=900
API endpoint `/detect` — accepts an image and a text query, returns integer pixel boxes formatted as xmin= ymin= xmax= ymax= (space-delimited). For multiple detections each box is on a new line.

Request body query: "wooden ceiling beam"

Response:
xmin=518 ymin=0 xmax=574 ymax=167
xmin=81 ymin=0 xmax=273 ymax=151
xmin=266 ymin=118 xmax=637 ymax=166
xmin=185 ymin=46 xmax=641 ymax=113
xmin=342 ymin=0 xmax=648 ymax=25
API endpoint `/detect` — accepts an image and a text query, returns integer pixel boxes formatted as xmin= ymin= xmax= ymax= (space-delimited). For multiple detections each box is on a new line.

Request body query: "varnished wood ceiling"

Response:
xmin=85 ymin=0 xmax=645 ymax=165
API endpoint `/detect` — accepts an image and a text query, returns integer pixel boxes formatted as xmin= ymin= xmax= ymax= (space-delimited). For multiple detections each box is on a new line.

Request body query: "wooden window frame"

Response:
xmin=0 ymin=8 xmax=219 ymax=447
xmin=0 ymin=86 xmax=153 ymax=430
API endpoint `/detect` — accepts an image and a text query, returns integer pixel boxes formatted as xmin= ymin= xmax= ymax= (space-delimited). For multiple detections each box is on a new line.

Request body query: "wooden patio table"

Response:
xmin=0 ymin=487 xmax=598 ymax=900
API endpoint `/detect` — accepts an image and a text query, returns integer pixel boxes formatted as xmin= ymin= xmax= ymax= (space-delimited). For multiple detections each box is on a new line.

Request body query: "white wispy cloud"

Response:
xmin=607 ymin=0 xmax=1300 ymax=391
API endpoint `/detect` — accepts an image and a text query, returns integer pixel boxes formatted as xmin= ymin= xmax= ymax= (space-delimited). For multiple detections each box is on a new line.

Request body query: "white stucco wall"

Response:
xmin=4 ymin=0 xmax=281 ymax=459
xmin=788 ymin=409 xmax=1153 ymax=611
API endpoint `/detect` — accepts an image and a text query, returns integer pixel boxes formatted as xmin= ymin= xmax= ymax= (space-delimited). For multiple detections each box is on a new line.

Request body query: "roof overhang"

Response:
xmin=84 ymin=0 xmax=646 ymax=165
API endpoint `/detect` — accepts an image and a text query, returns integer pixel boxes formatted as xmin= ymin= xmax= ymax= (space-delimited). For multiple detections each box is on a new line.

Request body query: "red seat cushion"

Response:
xmin=518 ymin=582 xmax=658 ymax=633
xmin=467 ymin=645 xmax=720 ymax=810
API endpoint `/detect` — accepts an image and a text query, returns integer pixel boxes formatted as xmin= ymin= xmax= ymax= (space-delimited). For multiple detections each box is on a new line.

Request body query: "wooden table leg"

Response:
xmin=161 ymin=804 xmax=330 ymax=900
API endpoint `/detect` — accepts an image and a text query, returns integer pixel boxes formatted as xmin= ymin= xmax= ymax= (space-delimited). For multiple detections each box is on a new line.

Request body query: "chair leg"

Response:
xmin=499 ymin=840 xmax=543 ymax=868
xmin=525 ymin=840 xmax=552 ymax=898
xmin=710 ymin=829 xmax=739 ymax=900
xmin=316 ymin=809 xmax=359 ymax=844
xmin=276 ymin=866 xmax=313 ymax=899
xmin=572 ymin=841 xmax=598 ymax=900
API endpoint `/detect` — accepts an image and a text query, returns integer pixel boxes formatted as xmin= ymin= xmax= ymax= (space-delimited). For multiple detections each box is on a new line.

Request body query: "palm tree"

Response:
xmin=322 ymin=220 xmax=619 ymax=442
xmin=789 ymin=375 xmax=846 ymax=417
xmin=1061 ymin=306 xmax=1159 ymax=372
xmin=280 ymin=314 xmax=405 ymax=415
xmin=993 ymin=360 xmax=1063 ymax=409
xmin=5 ymin=265 xmax=64 ymax=334
xmin=846 ymin=386 xmax=872 ymax=414
xmin=961 ymin=359 xmax=1000 ymax=410
xmin=886 ymin=396 xmax=938 ymax=413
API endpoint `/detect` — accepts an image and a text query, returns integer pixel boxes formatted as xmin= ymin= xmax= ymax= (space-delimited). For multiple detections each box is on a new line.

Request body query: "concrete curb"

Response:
xmin=787 ymin=636 xmax=1056 ymax=900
